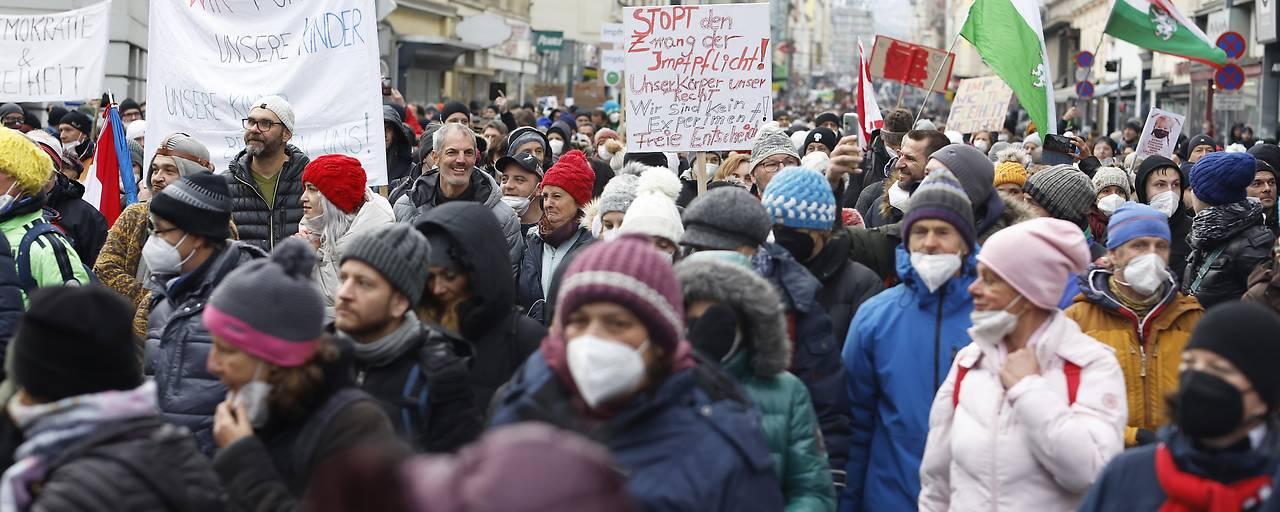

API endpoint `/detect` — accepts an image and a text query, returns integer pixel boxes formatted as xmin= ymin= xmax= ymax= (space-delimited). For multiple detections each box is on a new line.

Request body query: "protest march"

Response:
xmin=2 ymin=0 xmax=1280 ymax=510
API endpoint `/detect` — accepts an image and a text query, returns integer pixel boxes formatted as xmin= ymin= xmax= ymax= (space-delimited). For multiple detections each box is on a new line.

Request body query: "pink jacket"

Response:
xmin=918 ymin=311 xmax=1127 ymax=512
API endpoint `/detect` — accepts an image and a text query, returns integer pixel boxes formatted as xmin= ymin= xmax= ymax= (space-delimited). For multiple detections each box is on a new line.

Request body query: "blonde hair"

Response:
xmin=715 ymin=153 xmax=751 ymax=182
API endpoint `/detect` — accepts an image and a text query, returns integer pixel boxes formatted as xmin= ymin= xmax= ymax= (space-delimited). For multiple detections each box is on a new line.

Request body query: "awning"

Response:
xmin=1053 ymin=80 xmax=1133 ymax=102
xmin=397 ymin=35 xmax=479 ymax=70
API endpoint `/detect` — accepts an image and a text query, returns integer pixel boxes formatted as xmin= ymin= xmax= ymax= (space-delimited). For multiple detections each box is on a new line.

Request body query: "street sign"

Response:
xmin=1076 ymin=81 xmax=1095 ymax=99
xmin=1075 ymin=51 xmax=1095 ymax=68
xmin=1216 ymin=93 xmax=1247 ymax=111
xmin=604 ymin=69 xmax=622 ymax=87
xmin=1216 ymin=31 xmax=1247 ymax=60
xmin=601 ymin=23 xmax=625 ymax=45
xmin=533 ymin=30 xmax=564 ymax=52
xmin=1215 ymin=63 xmax=1245 ymax=90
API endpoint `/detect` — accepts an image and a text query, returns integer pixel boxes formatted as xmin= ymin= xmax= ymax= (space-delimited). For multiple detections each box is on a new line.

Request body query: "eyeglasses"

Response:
xmin=147 ymin=219 xmax=182 ymax=236
xmin=758 ymin=157 xmax=798 ymax=173
xmin=242 ymin=118 xmax=283 ymax=131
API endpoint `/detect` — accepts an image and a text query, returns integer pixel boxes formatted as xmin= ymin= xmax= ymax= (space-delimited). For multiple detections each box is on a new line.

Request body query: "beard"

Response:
xmin=244 ymin=135 xmax=280 ymax=157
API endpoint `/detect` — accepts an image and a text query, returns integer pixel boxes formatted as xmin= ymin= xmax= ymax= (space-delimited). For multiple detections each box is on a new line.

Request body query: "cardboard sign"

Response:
xmin=0 ymin=1 xmax=110 ymax=102
xmin=572 ymin=80 xmax=605 ymax=109
xmin=945 ymin=76 xmax=1013 ymax=134
xmin=623 ymin=3 xmax=772 ymax=152
xmin=146 ymin=0 xmax=387 ymax=184
xmin=869 ymin=36 xmax=954 ymax=93
xmin=1136 ymin=107 xmax=1186 ymax=159
xmin=531 ymin=82 xmax=565 ymax=105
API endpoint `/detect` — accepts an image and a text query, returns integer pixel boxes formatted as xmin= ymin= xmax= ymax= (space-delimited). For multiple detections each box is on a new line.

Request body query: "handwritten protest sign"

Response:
xmin=145 ymin=0 xmax=387 ymax=184
xmin=1136 ymin=107 xmax=1185 ymax=159
xmin=945 ymin=76 xmax=1013 ymax=134
xmin=0 ymin=1 xmax=110 ymax=102
xmin=623 ymin=3 xmax=771 ymax=152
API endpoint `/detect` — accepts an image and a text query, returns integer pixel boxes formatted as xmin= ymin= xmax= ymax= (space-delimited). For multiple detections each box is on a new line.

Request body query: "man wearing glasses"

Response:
xmin=225 ymin=95 xmax=310 ymax=251
xmin=747 ymin=125 xmax=801 ymax=197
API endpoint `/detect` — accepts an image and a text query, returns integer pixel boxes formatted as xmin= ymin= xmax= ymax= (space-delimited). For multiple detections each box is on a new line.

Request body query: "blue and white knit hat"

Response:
xmin=761 ymin=167 xmax=836 ymax=231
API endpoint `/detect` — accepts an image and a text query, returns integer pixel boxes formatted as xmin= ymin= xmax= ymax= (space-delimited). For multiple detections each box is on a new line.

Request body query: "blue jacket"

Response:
xmin=839 ymin=245 xmax=976 ymax=512
xmin=489 ymin=352 xmax=786 ymax=512
xmin=756 ymin=242 xmax=853 ymax=485
xmin=145 ymin=242 xmax=266 ymax=456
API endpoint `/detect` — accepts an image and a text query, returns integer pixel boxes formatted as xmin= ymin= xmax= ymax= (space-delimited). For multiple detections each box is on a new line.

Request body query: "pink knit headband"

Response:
xmin=203 ymin=305 xmax=319 ymax=367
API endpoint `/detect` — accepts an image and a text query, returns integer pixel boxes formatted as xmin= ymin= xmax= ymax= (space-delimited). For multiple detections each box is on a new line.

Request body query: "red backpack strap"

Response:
xmin=1063 ymin=361 xmax=1082 ymax=406
xmin=952 ymin=366 xmax=970 ymax=408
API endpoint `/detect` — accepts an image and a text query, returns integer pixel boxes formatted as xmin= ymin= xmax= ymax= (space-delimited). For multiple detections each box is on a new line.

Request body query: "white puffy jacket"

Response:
xmin=918 ymin=311 xmax=1127 ymax=512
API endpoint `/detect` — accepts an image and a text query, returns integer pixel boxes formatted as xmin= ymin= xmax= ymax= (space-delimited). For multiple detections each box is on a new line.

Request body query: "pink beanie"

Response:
xmin=976 ymin=217 xmax=1090 ymax=309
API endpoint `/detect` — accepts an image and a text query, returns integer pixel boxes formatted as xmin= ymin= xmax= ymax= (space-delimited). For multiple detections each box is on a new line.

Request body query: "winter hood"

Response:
xmin=675 ymin=258 xmax=791 ymax=378
xmin=414 ymin=200 xmax=516 ymax=339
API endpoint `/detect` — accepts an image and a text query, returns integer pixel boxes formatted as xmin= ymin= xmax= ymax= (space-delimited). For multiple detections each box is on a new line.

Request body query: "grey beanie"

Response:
xmin=205 ymin=238 xmax=326 ymax=366
xmin=749 ymin=125 xmax=799 ymax=172
xmin=1091 ymin=166 xmax=1131 ymax=195
xmin=0 ymin=103 xmax=21 ymax=118
xmin=126 ymin=138 xmax=143 ymax=171
xmin=1025 ymin=165 xmax=1096 ymax=225
xmin=930 ymin=143 xmax=995 ymax=206
xmin=597 ymin=162 xmax=650 ymax=215
xmin=681 ymin=186 xmax=772 ymax=250
xmin=341 ymin=223 xmax=430 ymax=307
xmin=152 ymin=133 xmax=214 ymax=177
xmin=987 ymin=141 xmax=1013 ymax=163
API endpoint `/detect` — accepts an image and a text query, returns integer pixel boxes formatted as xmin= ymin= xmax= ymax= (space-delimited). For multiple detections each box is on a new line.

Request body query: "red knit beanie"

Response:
xmin=302 ymin=154 xmax=367 ymax=214
xmin=540 ymin=150 xmax=595 ymax=206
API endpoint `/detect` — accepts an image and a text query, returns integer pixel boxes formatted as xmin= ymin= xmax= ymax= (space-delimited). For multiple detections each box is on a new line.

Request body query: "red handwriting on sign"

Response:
xmin=628 ymin=6 xmax=701 ymax=53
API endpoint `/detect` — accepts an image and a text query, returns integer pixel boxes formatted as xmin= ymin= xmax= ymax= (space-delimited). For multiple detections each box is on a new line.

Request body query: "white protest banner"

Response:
xmin=624 ymin=3 xmax=771 ymax=152
xmin=1136 ymin=107 xmax=1185 ymax=159
xmin=145 ymin=0 xmax=387 ymax=185
xmin=0 ymin=1 xmax=110 ymax=102
xmin=945 ymin=76 xmax=1013 ymax=134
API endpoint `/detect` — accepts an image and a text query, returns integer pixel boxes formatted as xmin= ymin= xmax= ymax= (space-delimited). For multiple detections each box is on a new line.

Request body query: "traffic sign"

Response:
xmin=1215 ymin=63 xmax=1245 ymax=90
xmin=604 ymin=70 xmax=622 ymax=87
xmin=1075 ymin=51 xmax=1095 ymax=68
xmin=1076 ymin=81 xmax=1095 ymax=99
xmin=1216 ymin=31 xmax=1247 ymax=60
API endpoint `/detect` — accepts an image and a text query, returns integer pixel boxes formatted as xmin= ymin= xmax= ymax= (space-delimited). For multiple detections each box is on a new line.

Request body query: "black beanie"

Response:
xmin=1184 ymin=133 xmax=1216 ymax=161
xmin=1185 ymin=302 xmax=1280 ymax=408
xmin=1133 ymin=155 xmax=1184 ymax=203
xmin=623 ymin=151 xmax=669 ymax=170
xmin=1248 ymin=143 xmax=1280 ymax=173
xmin=814 ymin=112 xmax=840 ymax=128
xmin=802 ymin=127 xmax=839 ymax=155
xmin=441 ymin=101 xmax=470 ymax=123
xmin=13 ymin=286 xmax=142 ymax=401
xmin=149 ymin=173 xmax=232 ymax=240
xmin=58 ymin=110 xmax=92 ymax=135
xmin=119 ymin=98 xmax=141 ymax=114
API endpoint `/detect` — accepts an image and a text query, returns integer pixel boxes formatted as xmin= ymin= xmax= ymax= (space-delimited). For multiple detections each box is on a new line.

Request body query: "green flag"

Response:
xmin=1105 ymin=0 xmax=1228 ymax=67
xmin=961 ymin=0 xmax=1056 ymax=136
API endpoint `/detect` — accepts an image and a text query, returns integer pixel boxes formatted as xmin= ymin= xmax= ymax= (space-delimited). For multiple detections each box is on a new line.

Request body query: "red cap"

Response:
xmin=302 ymin=154 xmax=367 ymax=213
xmin=540 ymin=150 xmax=595 ymax=206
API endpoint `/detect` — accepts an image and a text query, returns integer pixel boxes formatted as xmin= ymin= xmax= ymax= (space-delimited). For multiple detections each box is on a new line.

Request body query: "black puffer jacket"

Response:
xmin=517 ymin=226 xmax=594 ymax=326
xmin=32 ymin=417 xmax=225 ymax=511
xmin=225 ymin=144 xmax=309 ymax=252
xmin=1183 ymin=200 xmax=1277 ymax=309
xmin=414 ymin=202 xmax=546 ymax=413
xmin=46 ymin=172 xmax=107 ymax=265
xmin=803 ymin=232 xmax=884 ymax=346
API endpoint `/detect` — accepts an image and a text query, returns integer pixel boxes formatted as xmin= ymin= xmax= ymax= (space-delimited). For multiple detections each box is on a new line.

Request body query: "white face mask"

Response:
xmin=705 ymin=163 xmax=720 ymax=177
xmin=601 ymin=229 xmax=622 ymax=242
xmin=597 ymin=147 xmax=614 ymax=161
xmin=910 ymin=252 xmax=963 ymax=293
xmin=549 ymin=139 xmax=565 ymax=156
xmin=501 ymin=195 xmax=532 ymax=216
xmin=1118 ymin=252 xmax=1169 ymax=298
xmin=566 ymin=335 xmax=648 ymax=409
xmin=0 ymin=182 xmax=19 ymax=214
xmin=969 ymin=295 xmax=1023 ymax=341
xmin=888 ymin=181 xmax=911 ymax=211
xmin=142 ymin=233 xmax=192 ymax=276
xmin=227 ymin=362 xmax=273 ymax=428
xmin=997 ymin=133 xmax=1010 ymax=142
xmin=973 ymin=140 xmax=990 ymax=153
xmin=1097 ymin=194 xmax=1126 ymax=217
xmin=1148 ymin=190 xmax=1181 ymax=218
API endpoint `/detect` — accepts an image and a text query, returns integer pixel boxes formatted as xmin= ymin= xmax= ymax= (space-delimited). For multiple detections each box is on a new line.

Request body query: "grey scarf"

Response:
xmin=347 ymin=312 xmax=423 ymax=368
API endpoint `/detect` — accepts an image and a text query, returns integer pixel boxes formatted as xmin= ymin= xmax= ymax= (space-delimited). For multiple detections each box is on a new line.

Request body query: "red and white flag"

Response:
xmin=856 ymin=39 xmax=884 ymax=150
xmin=84 ymin=101 xmax=138 ymax=227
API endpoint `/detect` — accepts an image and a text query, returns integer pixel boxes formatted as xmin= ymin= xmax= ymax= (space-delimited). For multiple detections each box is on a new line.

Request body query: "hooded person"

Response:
xmin=96 ymin=133 xmax=223 ymax=338
xmin=384 ymin=105 xmax=416 ymax=184
xmin=144 ymin=173 xmax=267 ymax=456
xmin=0 ymin=286 xmax=225 ymax=511
xmin=617 ymin=166 xmax=684 ymax=260
xmin=26 ymin=130 xmax=108 ymax=266
xmin=676 ymin=256 xmax=837 ymax=510
xmin=516 ymin=150 xmax=596 ymax=326
xmin=298 ymin=154 xmax=396 ymax=316
xmin=681 ymin=185 xmax=853 ymax=495
xmin=842 ymin=168 xmax=978 ymax=512
xmin=204 ymin=238 xmax=399 ymax=509
xmin=1134 ymin=155 xmax=1193 ymax=278
xmin=763 ymin=167 xmax=883 ymax=345
xmin=1080 ymin=302 xmax=1280 ymax=511
xmin=919 ymin=217 xmax=1126 ymax=512
xmin=928 ymin=142 xmax=1037 ymax=242
xmin=490 ymin=235 xmax=786 ymax=511
xmin=1183 ymin=152 xmax=1276 ymax=308
xmin=1066 ymin=202 xmax=1205 ymax=447
xmin=414 ymin=202 xmax=547 ymax=414
xmin=546 ymin=121 xmax=573 ymax=161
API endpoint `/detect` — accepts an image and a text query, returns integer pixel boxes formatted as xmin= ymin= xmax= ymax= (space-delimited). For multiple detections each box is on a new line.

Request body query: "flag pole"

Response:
xmin=914 ymin=31 xmax=963 ymax=125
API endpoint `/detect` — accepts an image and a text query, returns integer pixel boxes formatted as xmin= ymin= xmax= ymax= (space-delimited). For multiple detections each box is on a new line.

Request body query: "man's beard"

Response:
xmin=245 ymin=137 xmax=279 ymax=157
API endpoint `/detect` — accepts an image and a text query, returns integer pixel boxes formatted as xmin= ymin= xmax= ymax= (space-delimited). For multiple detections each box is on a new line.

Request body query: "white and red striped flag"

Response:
xmin=857 ymin=38 xmax=884 ymax=150
xmin=84 ymin=99 xmax=138 ymax=226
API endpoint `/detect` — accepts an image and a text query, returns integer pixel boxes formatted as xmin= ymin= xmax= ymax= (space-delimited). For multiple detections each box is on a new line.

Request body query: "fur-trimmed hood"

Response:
xmin=976 ymin=191 xmax=1039 ymax=243
xmin=674 ymin=258 xmax=790 ymax=378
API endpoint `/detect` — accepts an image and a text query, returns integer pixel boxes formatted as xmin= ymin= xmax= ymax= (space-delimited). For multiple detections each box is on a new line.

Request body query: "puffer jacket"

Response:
xmin=917 ymin=311 xmax=1127 ymax=512
xmin=839 ymin=244 xmax=975 ymax=512
xmin=516 ymin=225 xmax=593 ymax=326
xmin=145 ymin=241 xmax=267 ymax=456
xmin=1065 ymin=267 xmax=1203 ymax=446
xmin=1183 ymin=199 xmax=1277 ymax=308
xmin=313 ymin=192 xmax=395 ymax=312
xmin=678 ymin=257 xmax=835 ymax=511
xmin=393 ymin=167 xmax=523 ymax=270
xmin=803 ymin=232 xmax=883 ymax=346
xmin=225 ymin=144 xmax=310 ymax=252
xmin=31 ymin=416 xmax=225 ymax=511
xmin=489 ymin=348 xmax=786 ymax=511
xmin=46 ymin=171 xmax=107 ymax=265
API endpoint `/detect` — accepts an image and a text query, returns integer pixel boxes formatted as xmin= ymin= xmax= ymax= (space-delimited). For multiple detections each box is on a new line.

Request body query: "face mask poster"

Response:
xmin=623 ymin=3 xmax=772 ymax=153
xmin=0 ymin=1 xmax=110 ymax=102
xmin=1136 ymin=107 xmax=1185 ymax=160
xmin=145 ymin=0 xmax=387 ymax=185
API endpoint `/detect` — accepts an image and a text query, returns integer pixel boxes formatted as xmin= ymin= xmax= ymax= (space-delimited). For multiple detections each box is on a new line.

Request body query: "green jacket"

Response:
xmin=2 ymin=207 xmax=91 ymax=304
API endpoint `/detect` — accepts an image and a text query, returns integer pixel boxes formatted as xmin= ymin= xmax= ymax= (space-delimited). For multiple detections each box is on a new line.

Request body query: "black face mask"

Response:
xmin=773 ymin=228 xmax=815 ymax=262
xmin=1153 ymin=128 xmax=1170 ymax=139
xmin=687 ymin=304 xmax=741 ymax=363
xmin=1172 ymin=370 xmax=1247 ymax=439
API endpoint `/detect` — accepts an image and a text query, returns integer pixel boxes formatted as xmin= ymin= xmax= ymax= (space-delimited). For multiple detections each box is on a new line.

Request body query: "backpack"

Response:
xmin=16 ymin=219 xmax=96 ymax=295
xmin=953 ymin=361 xmax=1082 ymax=408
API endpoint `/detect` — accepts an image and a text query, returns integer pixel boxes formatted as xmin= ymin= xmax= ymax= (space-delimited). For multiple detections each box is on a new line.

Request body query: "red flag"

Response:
xmin=84 ymin=103 xmax=136 ymax=226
